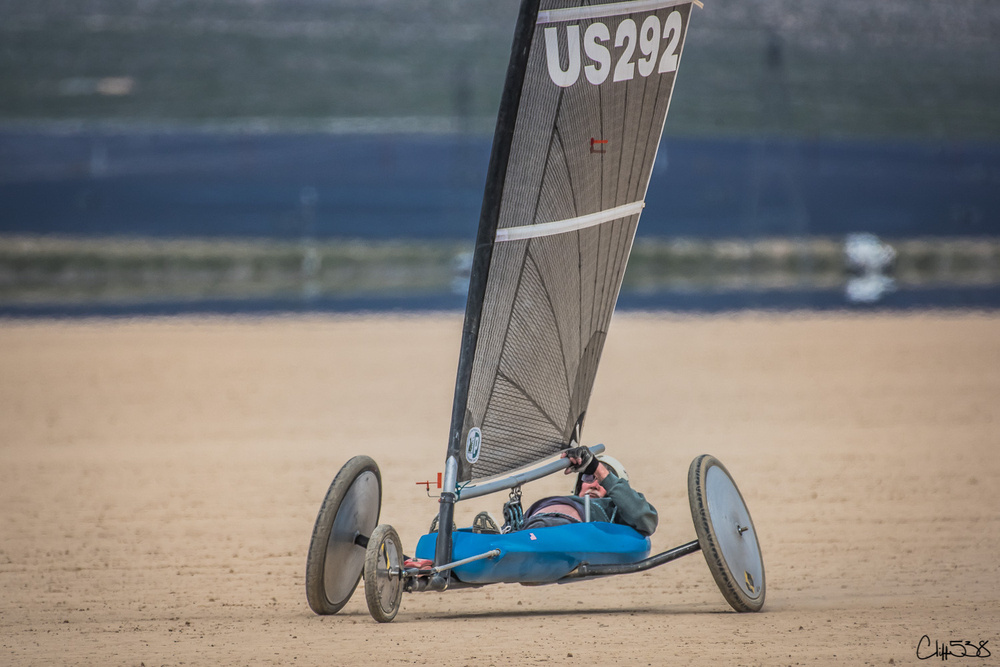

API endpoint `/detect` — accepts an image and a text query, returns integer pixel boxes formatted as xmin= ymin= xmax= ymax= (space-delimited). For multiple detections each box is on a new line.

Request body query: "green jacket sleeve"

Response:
xmin=600 ymin=472 xmax=658 ymax=536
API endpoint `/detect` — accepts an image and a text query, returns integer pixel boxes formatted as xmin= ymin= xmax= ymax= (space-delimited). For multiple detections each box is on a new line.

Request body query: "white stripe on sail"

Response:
xmin=537 ymin=0 xmax=696 ymax=25
xmin=495 ymin=201 xmax=644 ymax=242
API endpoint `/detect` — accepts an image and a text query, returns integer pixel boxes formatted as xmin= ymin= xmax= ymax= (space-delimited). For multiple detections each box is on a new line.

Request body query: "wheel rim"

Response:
xmin=705 ymin=465 xmax=764 ymax=601
xmin=324 ymin=470 xmax=380 ymax=605
xmin=375 ymin=536 xmax=402 ymax=614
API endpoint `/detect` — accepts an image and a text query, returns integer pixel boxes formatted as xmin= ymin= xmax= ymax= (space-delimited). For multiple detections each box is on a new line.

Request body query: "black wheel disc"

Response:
xmin=305 ymin=455 xmax=382 ymax=615
xmin=688 ymin=454 xmax=765 ymax=612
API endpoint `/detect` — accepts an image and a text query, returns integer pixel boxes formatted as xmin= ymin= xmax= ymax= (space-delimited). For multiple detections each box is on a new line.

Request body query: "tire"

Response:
xmin=688 ymin=454 xmax=765 ymax=612
xmin=363 ymin=524 xmax=404 ymax=623
xmin=305 ymin=455 xmax=382 ymax=615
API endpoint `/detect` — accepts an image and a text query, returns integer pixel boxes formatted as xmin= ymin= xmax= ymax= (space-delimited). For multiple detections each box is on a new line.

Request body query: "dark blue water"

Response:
xmin=3 ymin=130 xmax=1000 ymax=240
xmin=2 ymin=129 xmax=999 ymax=314
xmin=2 ymin=285 xmax=998 ymax=319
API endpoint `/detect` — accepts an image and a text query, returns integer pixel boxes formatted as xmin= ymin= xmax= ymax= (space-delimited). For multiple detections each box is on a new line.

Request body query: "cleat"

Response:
xmin=428 ymin=515 xmax=456 ymax=533
xmin=472 ymin=511 xmax=501 ymax=534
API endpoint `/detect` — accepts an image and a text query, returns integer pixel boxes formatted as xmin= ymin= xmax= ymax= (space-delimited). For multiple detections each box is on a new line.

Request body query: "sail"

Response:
xmin=449 ymin=0 xmax=696 ymax=483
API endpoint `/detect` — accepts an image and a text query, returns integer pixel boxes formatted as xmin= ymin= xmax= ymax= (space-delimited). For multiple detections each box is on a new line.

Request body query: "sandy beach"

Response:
xmin=1 ymin=312 xmax=998 ymax=665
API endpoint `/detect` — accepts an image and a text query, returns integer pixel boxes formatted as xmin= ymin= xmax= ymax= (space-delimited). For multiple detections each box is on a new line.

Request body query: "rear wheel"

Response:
xmin=688 ymin=454 xmax=765 ymax=612
xmin=363 ymin=524 xmax=404 ymax=623
xmin=305 ymin=456 xmax=382 ymax=615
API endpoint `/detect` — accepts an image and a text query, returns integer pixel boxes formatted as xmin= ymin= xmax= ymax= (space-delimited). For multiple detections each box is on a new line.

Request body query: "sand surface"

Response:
xmin=1 ymin=312 xmax=998 ymax=665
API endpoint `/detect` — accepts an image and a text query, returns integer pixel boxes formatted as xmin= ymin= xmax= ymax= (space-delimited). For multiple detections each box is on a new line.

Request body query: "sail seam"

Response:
xmin=553 ymin=125 xmax=579 ymax=222
xmin=538 ymin=0 xmax=692 ymax=24
xmin=481 ymin=242 xmax=532 ymax=436
xmin=496 ymin=370 xmax=564 ymax=434
xmin=590 ymin=205 xmax=603 ymax=339
xmin=628 ymin=73 xmax=651 ymax=205
xmin=495 ymin=201 xmax=644 ymax=242
xmin=598 ymin=84 xmax=605 ymax=214
xmin=604 ymin=219 xmax=626 ymax=323
xmin=550 ymin=95 xmax=584 ymax=398
xmin=576 ymin=230 xmax=584 ymax=399
xmin=535 ymin=96 xmax=565 ymax=231
xmin=525 ymin=251 xmax=574 ymax=405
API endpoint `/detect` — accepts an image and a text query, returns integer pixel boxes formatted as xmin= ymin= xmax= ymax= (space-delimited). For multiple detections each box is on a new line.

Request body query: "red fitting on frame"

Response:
xmin=416 ymin=473 xmax=444 ymax=496
xmin=590 ymin=138 xmax=608 ymax=153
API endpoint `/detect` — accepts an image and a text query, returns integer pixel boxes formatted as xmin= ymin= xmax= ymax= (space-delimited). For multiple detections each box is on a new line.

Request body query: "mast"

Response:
xmin=433 ymin=0 xmax=543 ymax=584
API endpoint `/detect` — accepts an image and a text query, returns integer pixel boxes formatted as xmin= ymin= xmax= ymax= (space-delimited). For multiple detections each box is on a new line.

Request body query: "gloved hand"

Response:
xmin=562 ymin=446 xmax=599 ymax=475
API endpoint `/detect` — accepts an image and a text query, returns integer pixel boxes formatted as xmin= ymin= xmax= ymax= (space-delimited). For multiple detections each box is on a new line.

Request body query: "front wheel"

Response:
xmin=688 ymin=454 xmax=765 ymax=612
xmin=364 ymin=524 xmax=404 ymax=623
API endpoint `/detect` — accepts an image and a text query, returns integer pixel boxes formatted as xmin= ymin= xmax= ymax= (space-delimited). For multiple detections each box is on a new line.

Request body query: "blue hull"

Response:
xmin=415 ymin=522 xmax=651 ymax=584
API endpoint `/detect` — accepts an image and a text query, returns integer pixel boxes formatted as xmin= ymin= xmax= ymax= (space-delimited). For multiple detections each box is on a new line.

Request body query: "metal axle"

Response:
xmin=561 ymin=539 xmax=702 ymax=580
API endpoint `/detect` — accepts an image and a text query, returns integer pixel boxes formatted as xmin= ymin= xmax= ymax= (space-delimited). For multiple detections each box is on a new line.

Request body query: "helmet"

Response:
xmin=572 ymin=454 xmax=629 ymax=495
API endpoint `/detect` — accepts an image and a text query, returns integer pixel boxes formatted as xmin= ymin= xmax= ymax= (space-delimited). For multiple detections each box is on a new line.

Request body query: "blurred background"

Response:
xmin=2 ymin=0 xmax=999 ymax=315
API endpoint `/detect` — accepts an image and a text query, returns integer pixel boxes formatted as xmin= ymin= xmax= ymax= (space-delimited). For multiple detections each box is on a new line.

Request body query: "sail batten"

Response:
xmin=450 ymin=0 xmax=696 ymax=483
xmin=538 ymin=0 xmax=694 ymax=24
xmin=496 ymin=201 xmax=645 ymax=241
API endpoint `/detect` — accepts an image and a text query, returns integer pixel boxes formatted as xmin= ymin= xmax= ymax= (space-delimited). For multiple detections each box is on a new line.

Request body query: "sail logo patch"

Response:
xmin=465 ymin=427 xmax=482 ymax=464
xmin=543 ymin=11 xmax=683 ymax=88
